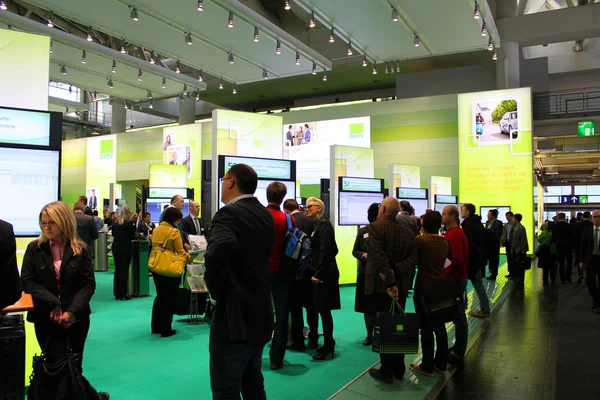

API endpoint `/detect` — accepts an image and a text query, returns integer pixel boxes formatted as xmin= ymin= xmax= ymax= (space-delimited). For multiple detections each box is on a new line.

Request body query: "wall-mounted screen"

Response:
xmin=0 ymin=106 xmax=61 ymax=147
xmin=396 ymin=187 xmax=428 ymax=199
xmin=145 ymin=198 xmax=190 ymax=224
xmin=434 ymin=203 xmax=457 ymax=214
xmin=339 ymin=176 xmax=384 ymax=193
xmin=218 ymin=179 xmax=296 ymax=209
xmin=339 ymin=192 xmax=384 ymax=226
xmin=480 ymin=206 xmax=511 ymax=222
xmin=435 ymin=194 xmax=458 ymax=204
xmin=218 ymin=155 xmax=295 ymax=181
xmin=0 ymin=148 xmax=60 ymax=236
xmin=148 ymin=187 xmax=187 ymax=198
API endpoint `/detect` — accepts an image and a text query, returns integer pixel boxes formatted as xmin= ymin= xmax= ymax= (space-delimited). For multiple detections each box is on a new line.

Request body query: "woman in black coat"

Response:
xmin=352 ymin=203 xmax=380 ymax=346
xmin=111 ymin=205 xmax=137 ymax=300
xmin=305 ymin=197 xmax=340 ymax=360
xmin=21 ymin=201 xmax=108 ymax=399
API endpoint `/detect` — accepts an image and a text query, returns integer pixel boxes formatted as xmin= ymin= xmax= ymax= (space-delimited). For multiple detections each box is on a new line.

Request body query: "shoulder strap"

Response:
xmin=285 ymin=213 xmax=293 ymax=231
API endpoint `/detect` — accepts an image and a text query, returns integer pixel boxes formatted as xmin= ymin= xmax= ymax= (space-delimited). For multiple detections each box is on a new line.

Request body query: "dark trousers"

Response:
xmin=557 ymin=247 xmax=573 ymax=281
xmin=209 ymin=328 xmax=266 ymax=400
xmin=419 ymin=315 xmax=448 ymax=373
xmin=487 ymin=247 xmax=500 ymax=277
xmin=320 ymin=310 xmax=334 ymax=347
xmin=512 ymin=253 xmax=526 ymax=282
xmin=379 ymin=296 xmax=407 ymax=378
xmin=452 ymin=278 xmax=469 ymax=356
xmin=113 ymin=250 xmax=132 ymax=298
xmin=505 ymin=241 xmax=514 ymax=276
xmin=151 ymin=273 xmax=180 ymax=334
xmin=587 ymin=256 xmax=600 ymax=307
xmin=542 ymin=255 xmax=557 ymax=282
xmin=289 ymin=277 xmax=319 ymax=344
xmin=34 ymin=317 xmax=91 ymax=367
xmin=269 ymin=272 xmax=290 ymax=364
xmin=574 ymin=249 xmax=583 ymax=277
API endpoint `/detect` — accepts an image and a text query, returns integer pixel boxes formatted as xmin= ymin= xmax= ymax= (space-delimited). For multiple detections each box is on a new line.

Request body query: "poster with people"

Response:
xmin=163 ymin=132 xmax=175 ymax=152
xmin=284 ymin=123 xmax=315 ymax=147
xmin=470 ymin=98 xmax=519 ymax=147
xmin=85 ymin=188 xmax=100 ymax=211
xmin=165 ymin=145 xmax=192 ymax=178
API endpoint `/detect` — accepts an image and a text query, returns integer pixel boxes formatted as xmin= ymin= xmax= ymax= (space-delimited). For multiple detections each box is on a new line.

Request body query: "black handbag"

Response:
xmin=517 ymin=254 xmax=532 ymax=270
xmin=28 ymin=332 xmax=97 ymax=400
xmin=417 ymin=278 xmax=463 ymax=322
xmin=372 ymin=298 xmax=419 ymax=355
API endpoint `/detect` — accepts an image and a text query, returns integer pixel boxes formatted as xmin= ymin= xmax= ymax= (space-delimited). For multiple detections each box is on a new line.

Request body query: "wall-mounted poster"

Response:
xmin=165 ymin=145 xmax=191 ymax=178
xmin=85 ymin=188 xmax=100 ymax=211
xmin=163 ymin=132 xmax=176 ymax=152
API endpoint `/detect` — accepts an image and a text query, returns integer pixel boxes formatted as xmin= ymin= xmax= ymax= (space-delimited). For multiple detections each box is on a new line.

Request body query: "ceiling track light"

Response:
xmin=285 ymin=1 xmax=291 ymax=11
xmin=60 ymin=65 xmax=67 ymax=75
xmin=138 ymin=69 xmax=143 ymax=81
xmin=185 ymin=33 xmax=192 ymax=45
xmin=124 ymin=101 xmax=128 ymax=110
xmin=362 ymin=57 xmax=367 ymax=67
xmin=47 ymin=13 xmax=53 ymax=27
xmin=474 ymin=2 xmax=481 ymax=19
xmin=372 ymin=62 xmax=377 ymax=75
xmin=392 ymin=8 xmax=399 ymax=22
xmin=254 ymin=27 xmax=259 ymax=42
xmin=219 ymin=78 xmax=224 ymax=90
xmin=130 ymin=8 xmax=139 ymax=21
xmin=312 ymin=62 xmax=316 ymax=75
xmin=86 ymin=28 xmax=93 ymax=42
xmin=232 ymin=84 xmax=237 ymax=94
xmin=384 ymin=63 xmax=389 ymax=74
xmin=197 ymin=0 xmax=203 ymax=11
xmin=488 ymin=38 xmax=495 ymax=51
xmin=50 ymin=40 xmax=53 ymax=53
xmin=492 ymin=50 xmax=498 ymax=60
xmin=295 ymin=51 xmax=300 ymax=65
xmin=198 ymin=70 xmax=204 ymax=82
xmin=276 ymin=40 xmax=281 ymax=54
xmin=347 ymin=42 xmax=353 ymax=56
xmin=149 ymin=100 xmax=154 ymax=109
xmin=309 ymin=12 xmax=315 ymax=28
xmin=228 ymin=53 xmax=234 ymax=64
xmin=162 ymin=77 xmax=166 ymax=88
xmin=228 ymin=11 xmax=234 ymax=28
xmin=150 ymin=51 xmax=156 ymax=64
xmin=414 ymin=35 xmax=420 ymax=47
xmin=195 ymin=91 xmax=200 ymax=102
xmin=147 ymin=90 xmax=152 ymax=99
xmin=120 ymin=40 xmax=126 ymax=53
xmin=396 ymin=61 xmax=400 ymax=73
xmin=81 ymin=50 xmax=86 ymax=64
xmin=112 ymin=60 xmax=117 ymax=73
xmin=107 ymin=79 xmax=113 ymax=89
xmin=323 ymin=70 xmax=327 ymax=81
xmin=176 ymin=61 xmax=181 ymax=73
xmin=263 ymin=68 xmax=268 ymax=79
xmin=0 ymin=1 xmax=7 ymax=11
xmin=481 ymin=21 xmax=487 ymax=36
xmin=329 ymin=27 xmax=335 ymax=43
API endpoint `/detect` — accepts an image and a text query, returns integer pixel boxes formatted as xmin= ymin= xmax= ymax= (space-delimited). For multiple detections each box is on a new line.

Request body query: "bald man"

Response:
xmin=181 ymin=200 xmax=205 ymax=238
xmin=579 ymin=210 xmax=600 ymax=314
xmin=366 ymin=198 xmax=418 ymax=383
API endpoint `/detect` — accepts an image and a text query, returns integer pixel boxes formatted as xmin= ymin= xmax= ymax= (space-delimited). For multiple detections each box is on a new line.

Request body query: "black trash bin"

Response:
xmin=0 ymin=314 xmax=25 ymax=400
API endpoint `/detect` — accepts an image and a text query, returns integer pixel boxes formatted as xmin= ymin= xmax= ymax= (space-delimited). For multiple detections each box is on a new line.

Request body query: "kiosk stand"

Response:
xmin=129 ymin=240 xmax=150 ymax=297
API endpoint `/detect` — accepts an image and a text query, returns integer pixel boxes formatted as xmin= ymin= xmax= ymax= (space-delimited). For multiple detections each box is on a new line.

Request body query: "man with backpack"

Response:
xmin=266 ymin=182 xmax=295 ymax=370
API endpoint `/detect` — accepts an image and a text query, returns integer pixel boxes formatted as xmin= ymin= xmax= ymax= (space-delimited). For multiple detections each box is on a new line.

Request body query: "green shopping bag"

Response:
xmin=372 ymin=298 xmax=420 ymax=355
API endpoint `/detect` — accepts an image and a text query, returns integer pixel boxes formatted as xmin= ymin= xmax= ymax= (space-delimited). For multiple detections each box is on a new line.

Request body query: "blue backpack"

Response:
xmin=281 ymin=214 xmax=312 ymax=274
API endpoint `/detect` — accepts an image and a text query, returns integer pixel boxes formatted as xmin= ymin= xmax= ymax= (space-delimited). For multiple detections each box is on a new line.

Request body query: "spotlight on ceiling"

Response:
xmin=198 ymin=70 xmax=204 ymax=82
xmin=183 ymin=84 xmax=188 ymax=95
xmin=392 ymin=8 xmax=399 ymax=22
xmin=296 ymin=52 xmax=300 ymax=65
xmin=86 ymin=28 xmax=93 ymax=42
xmin=285 ymin=1 xmax=291 ymax=11
xmin=254 ymin=27 xmax=259 ymax=42
xmin=150 ymin=51 xmax=156 ymax=64
xmin=137 ymin=69 xmax=143 ymax=81
xmin=147 ymin=90 xmax=152 ymax=99
xmin=323 ymin=70 xmax=327 ymax=81
xmin=362 ymin=57 xmax=367 ymax=67
xmin=81 ymin=50 xmax=86 ymax=64
xmin=0 ymin=1 xmax=7 ymax=10
xmin=233 ymin=83 xmax=237 ymax=94
xmin=162 ymin=77 xmax=166 ymax=88
xmin=474 ymin=2 xmax=481 ymax=19
xmin=347 ymin=42 xmax=353 ymax=56
xmin=228 ymin=12 xmax=233 ymax=28
xmin=372 ymin=62 xmax=377 ymax=75
xmin=329 ymin=27 xmax=335 ymax=43
xmin=197 ymin=0 xmax=203 ymax=11
xmin=309 ymin=12 xmax=315 ymax=28
xmin=60 ymin=65 xmax=67 ymax=75
xmin=130 ymin=8 xmax=139 ymax=21
xmin=47 ymin=13 xmax=54 ymax=27
xmin=488 ymin=38 xmax=494 ymax=51
xmin=120 ymin=40 xmax=126 ymax=53
xmin=492 ymin=50 xmax=498 ymax=60
xmin=107 ymin=79 xmax=113 ymax=88
xmin=312 ymin=62 xmax=316 ymax=75
xmin=185 ymin=33 xmax=192 ymax=45
xmin=112 ymin=60 xmax=117 ymax=73
xmin=149 ymin=100 xmax=153 ymax=109
xmin=481 ymin=21 xmax=487 ymax=36
xmin=176 ymin=61 xmax=181 ymax=73
xmin=276 ymin=40 xmax=281 ymax=54
xmin=263 ymin=69 xmax=269 ymax=79
xmin=228 ymin=53 xmax=234 ymax=64
xmin=414 ymin=35 xmax=420 ymax=47
xmin=219 ymin=78 xmax=224 ymax=89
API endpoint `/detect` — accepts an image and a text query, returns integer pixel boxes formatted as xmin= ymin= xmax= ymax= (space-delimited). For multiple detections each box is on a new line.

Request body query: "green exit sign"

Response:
xmin=579 ymin=195 xmax=588 ymax=204
xmin=578 ymin=120 xmax=595 ymax=136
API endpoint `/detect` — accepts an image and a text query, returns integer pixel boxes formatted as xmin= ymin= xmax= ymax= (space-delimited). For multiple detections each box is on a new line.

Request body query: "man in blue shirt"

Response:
xmin=304 ymin=123 xmax=311 ymax=144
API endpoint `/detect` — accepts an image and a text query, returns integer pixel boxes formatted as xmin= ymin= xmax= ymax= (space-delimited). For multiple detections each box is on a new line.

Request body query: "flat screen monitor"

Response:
xmin=399 ymin=198 xmax=429 ymax=217
xmin=218 ymin=179 xmax=296 ymax=209
xmin=218 ymin=155 xmax=295 ymax=181
xmin=435 ymin=194 xmax=458 ymax=204
xmin=434 ymin=203 xmax=458 ymax=214
xmin=145 ymin=198 xmax=190 ymax=223
xmin=0 ymin=106 xmax=62 ymax=148
xmin=396 ymin=187 xmax=428 ymax=199
xmin=480 ymin=206 xmax=511 ymax=222
xmin=0 ymin=148 xmax=60 ymax=236
xmin=339 ymin=192 xmax=385 ymax=226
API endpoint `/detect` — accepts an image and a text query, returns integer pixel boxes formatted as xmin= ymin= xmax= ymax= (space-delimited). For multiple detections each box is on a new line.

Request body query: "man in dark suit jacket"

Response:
xmin=579 ymin=210 xmax=600 ymax=314
xmin=575 ymin=212 xmax=593 ymax=284
xmin=0 ymin=219 xmax=21 ymax=310
xmin=366 ymin=198 xmax=417 ymax=384
xmin=181 ymin=200 xmax=205 ymax=241
xmin=205 ymin=164 xmax=275 ymax=399
xmin=79 ymin=195 xmax=94 ymax=216
xmin=74 ymin=202 xmax=99 ymax=253
xmin=485 ymin=209 xmax=503 ymax=280
xmin=554 ymin=212 xmax=575 ymax=283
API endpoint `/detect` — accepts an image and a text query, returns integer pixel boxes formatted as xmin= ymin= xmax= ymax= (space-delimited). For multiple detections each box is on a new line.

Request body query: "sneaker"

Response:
xmin=409 ymin=364 xmax=434 ymax=377
xmin=471 ymin=311 xmax=491 ymax=319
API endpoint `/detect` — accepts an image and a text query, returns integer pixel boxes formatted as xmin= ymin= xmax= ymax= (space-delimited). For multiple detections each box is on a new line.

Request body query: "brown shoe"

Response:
xmin=270 ymin=362 xmax=283 ymax=370
xmin=368 ymin=367 xmax=393 ymax=384
xmin=470 ymin=311 xmax=491 ymax=319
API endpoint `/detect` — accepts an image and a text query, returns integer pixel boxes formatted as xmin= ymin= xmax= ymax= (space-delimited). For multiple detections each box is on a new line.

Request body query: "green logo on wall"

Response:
xmin=349 ymin=123 xmax=364 ymax=139
xmin=100 ymin=139 xmax=114 ymax=160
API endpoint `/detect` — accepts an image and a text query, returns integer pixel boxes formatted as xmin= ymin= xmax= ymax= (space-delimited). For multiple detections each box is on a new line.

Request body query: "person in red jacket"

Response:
xmin=442 ymin=205 xmax=470 ymax=362
xmin=266 ymin=182 xmax=295 ymax=370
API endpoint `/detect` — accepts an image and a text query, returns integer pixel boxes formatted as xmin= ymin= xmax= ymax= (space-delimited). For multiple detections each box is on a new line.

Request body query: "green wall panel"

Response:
xmin=371 ymin=122 xmax=458 ymax=142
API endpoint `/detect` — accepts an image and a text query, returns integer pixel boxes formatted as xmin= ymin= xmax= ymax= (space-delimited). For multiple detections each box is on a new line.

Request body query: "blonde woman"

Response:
xmin=111 ymin=205 xmax=137 ymax=300
xmin=151 ymin=207 xmax=191 ymax=337
xmin=305 ymin=197 xmax=340 ymax=360
xmin=21 ymin=201 xmax=109 ymax=399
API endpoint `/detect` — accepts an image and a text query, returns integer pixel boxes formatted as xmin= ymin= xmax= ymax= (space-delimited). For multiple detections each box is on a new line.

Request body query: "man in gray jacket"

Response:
xmin=510 ymin=213 xmax=529 ymax=283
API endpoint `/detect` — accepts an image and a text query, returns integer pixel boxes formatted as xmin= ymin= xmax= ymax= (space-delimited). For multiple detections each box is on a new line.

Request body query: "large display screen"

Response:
xmin=434 ymin=202 xmax=457 ymax=214
xmin=402 ymin=199 xmax=429 ymax=217
xmin=435 ymin=194 xmax=458 ymax=204
xmin=396 ymin=187 xmax=428 ymax=199
xmin=339 ymin=176 xmax=383 ymax=193
xmin=339 ymin=192 xmax=384 ymax=226
xmin=145 ymin=198 xmax=190 ymax=223
xmin=218 ymin=155 xmax=295 ymax=180
xmin=148 ymin=187 xmax=187 ymax=198
xmin=480 ymin=206 xmax=511 ymax=222
xmin=218 ymin=179 xmax=296 ymax=209
xmin=0 ymin=148 xmax=60 ymax=235
xmin=283 ymin=117 xmax=371 ymax=184
xmin=0 ymin=106 xmax=51 ymax=146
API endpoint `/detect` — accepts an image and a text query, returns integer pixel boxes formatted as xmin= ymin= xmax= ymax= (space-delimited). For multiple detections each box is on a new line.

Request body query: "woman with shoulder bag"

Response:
xmin=21 ymin=201 xmax=109 ymax=399
xmin=409 ymin=211 xmax=449 ymax=376
xmin=306 ymin=197 xmax=340 ymax=360
xmin=151 ymin=207 xmax=191 ymax=337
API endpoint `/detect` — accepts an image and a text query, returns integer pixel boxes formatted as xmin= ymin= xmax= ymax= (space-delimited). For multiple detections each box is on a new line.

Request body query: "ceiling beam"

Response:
xmin=0 ymin=10 xmax=207 ymax=91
